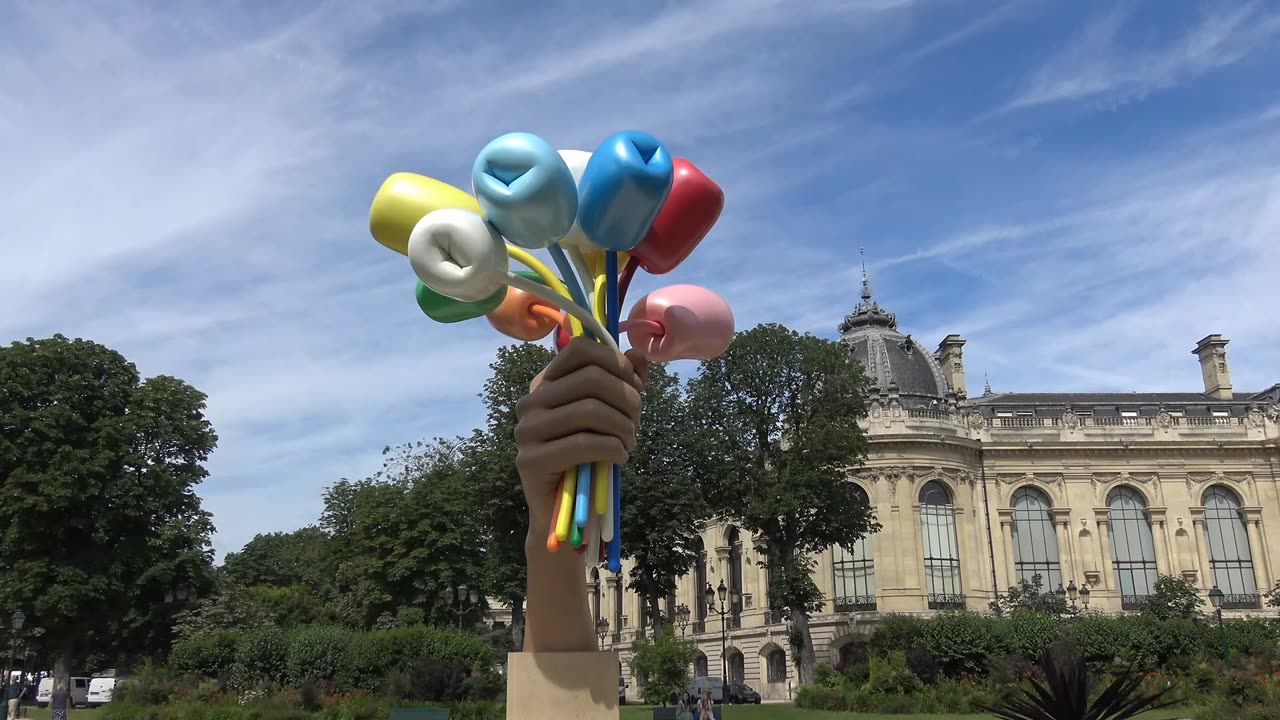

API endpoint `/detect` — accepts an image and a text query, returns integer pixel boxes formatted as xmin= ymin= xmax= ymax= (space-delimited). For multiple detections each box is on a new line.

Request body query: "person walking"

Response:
xmin=5 ymin=673 xmax=25 ymax=720
xmin=48 ymin=677 xmax=71 ymax=720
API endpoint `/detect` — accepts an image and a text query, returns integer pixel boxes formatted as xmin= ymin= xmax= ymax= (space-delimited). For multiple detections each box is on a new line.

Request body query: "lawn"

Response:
xmin=619 ymin=704 xmax=1190 ymax=720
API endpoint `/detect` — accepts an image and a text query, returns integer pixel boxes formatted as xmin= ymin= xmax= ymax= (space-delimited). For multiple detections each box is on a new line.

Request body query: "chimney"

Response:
xmin=936 ymin=334 xmax=967 ymax=399
xmin=1193 ymin=334 xmax=1233 ymax=399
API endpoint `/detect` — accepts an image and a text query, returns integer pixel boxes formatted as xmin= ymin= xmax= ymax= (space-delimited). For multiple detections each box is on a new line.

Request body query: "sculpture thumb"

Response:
xmin=407 ymin=208 xmax=509 ymax=303
xmin=472 ymin=133 xmax=578 ymax=249
xmin=626 ymin=285 xmax=734 ymax=362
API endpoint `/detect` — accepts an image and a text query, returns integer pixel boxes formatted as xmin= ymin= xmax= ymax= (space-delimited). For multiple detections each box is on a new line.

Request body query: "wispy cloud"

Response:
xmin=1001 ymin=1 xmax=1280 ymax=112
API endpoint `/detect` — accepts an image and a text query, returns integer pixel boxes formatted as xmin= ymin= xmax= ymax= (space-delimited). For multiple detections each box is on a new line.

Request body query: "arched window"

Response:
xmin=1202 ymin=486 xmax=1259 ymax=607
xmin=834 ymin=484 xmax=877 ymax=612
xmin=727 ymin=651 xmax=745 ymax=683
xmin=920 ymin=481 xmax=964 ymax=609
xmin=727 ymin=527 xmax=743 ymax=629
xmin=766 ymin=648 xmax=787 ymax=683
xmin=1107 ymin=486 xmax=1158 ymax=607
xmin=694 ymin=653 xmax=708 ymax=677
xmin=694 ymin=536 xmax=707 ymax=633
xmin=1011 ymin=487 xmax=1061 ymax=590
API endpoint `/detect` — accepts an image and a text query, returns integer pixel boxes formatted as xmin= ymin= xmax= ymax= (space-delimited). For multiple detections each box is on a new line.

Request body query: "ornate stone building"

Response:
xmin=594 ymin=277 xmax=1280 ymax=701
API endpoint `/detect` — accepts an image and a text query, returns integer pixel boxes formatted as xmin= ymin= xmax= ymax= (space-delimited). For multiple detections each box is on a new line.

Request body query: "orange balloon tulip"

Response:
xmin=487 ymin=285 xmax=563 ymax=341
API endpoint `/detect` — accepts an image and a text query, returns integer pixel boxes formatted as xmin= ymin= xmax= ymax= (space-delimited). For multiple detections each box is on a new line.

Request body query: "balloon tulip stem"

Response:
xmin=507 ymin=273 xmax=617 ymax=352
xmin=618 ymin=319 xmax=663 ymax=335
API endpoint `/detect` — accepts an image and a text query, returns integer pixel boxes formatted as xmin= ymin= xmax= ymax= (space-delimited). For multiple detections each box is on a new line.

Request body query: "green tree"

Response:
xmin=0 ymin=335 xmax=217 ymax=678
xmin=990 ymin=574 xmax=1073 ymax=618
xmin=222 ymin=526 xmax=336 ymax=595
xmin=322 ymin=440 xmax=484 ymax=629
xmin=686 ymin=324 xmax=877 ymax=684
xmin=629 ymin=629 xmax=697 ymax=705
xmin=1267 ymin=579 xmax=1280 ymax=609
xmin=467 ymin=343 xmax=555 ymax=651
xmin=622 ymin=362 xmax=708 ymax=636
xmin=1139 ymin=575 xmax=1204 ymax=620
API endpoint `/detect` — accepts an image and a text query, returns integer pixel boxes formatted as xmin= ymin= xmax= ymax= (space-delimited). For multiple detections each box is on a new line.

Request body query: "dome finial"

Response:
xmin=860 ymin=246 xmax=872 ymax=302
xmin=983 ymin=373 xmax=993 ymax=396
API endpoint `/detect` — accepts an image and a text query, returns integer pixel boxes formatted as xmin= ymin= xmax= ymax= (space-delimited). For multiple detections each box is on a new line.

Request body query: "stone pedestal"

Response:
xmin=506 ymin=651 xmax=619 ymax=720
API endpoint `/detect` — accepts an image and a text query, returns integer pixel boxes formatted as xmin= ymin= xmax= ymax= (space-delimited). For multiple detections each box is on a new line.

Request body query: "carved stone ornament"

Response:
xmin=1246 ymin=406 xmax=1265 ymax=429
xmin=1062 ymin=406 xmax=1079 ymax=430
xmin=1155 ymin=408 xmax=1173 ymax=430
xmin=1268 ymin=403 xmax=1280 ymax=423
xmin=869 ymin=403 xmax=882 ymax=420
xmin=966 ymin=411 xmax=986 ymax=430
xmin=1186 ymin=471 xmax=1254 ymax=498
xmin=849 ymin=466 xmax=973 ymax=502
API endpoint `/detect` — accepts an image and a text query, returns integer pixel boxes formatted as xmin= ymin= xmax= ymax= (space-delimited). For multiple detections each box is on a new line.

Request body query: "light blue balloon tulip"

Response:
xmin=577 ymin=131 xmax=674 ymax=252
xmin=472 ymin=132 xmax=579 ymax=249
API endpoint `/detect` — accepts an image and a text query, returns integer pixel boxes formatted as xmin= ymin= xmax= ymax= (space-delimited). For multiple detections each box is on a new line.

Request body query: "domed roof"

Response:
xmin=838 ymin=259 xmax=950 ymax=408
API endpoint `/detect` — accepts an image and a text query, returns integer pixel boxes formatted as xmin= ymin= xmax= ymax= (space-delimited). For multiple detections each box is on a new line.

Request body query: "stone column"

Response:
xmin=956 ymin=506 xmax=977 ymax=598
xmin=1148 ymin=508 xmax=1171 ymax=576
xmin=906 ymin=503 xmax=922 ymax=590
xmin=1243 ymin=512 xmax=1271 ymax=588
xmin=1094 ymin=509 xmax=1114 ymax=591
xmin=1190 ymin=509 xmax=1213 ymax=588
xmin=1052 ymin=510 xmax=1075 ymax=582
xmin=998 ymin=510 xmax=1015 ymax=590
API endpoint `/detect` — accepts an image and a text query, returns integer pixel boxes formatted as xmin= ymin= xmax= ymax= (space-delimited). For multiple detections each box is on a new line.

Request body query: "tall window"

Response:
xmin=727 ymin=652 xmax=745 ymax=683
xmin=612 ymin=570 xmax=623 ymax=642
xmin=1107 ymin=486 xmax=1158 ymax=607
xmin=1010 ymin=487 xmax=1062 ymax=590
xmin=694 ymin=537 xmax=707 ymax=633
xmin=727 ymin=527 xmax=743 ymax=629
xmin=1203 ymin=485 xmax=1259 ymax=608
xmin=920 ymin=481 xmax=964 ymax=609
xmin=766 ymin=649 xmax=787 ymax=683
xmin=694 ymin=654 xmax=708 ymax=677
xmin=834 ymin=484 xmax=877 ymax=611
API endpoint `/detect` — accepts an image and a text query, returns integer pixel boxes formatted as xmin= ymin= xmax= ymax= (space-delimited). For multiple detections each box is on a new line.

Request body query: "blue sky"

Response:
xmin=3 ymin=0 xmax=1279 ymax=558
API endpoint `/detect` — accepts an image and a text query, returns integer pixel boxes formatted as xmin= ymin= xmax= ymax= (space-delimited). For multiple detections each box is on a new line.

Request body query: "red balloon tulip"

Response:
xmin=555 ymin=323 xmax=573 ymax=351
xmin=628 ymin=158 xmax=724 ymax=275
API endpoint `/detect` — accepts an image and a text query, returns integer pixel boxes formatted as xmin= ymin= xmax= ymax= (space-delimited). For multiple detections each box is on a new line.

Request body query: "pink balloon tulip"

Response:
xmin=626 ymin=285 xmax=734 ymax=362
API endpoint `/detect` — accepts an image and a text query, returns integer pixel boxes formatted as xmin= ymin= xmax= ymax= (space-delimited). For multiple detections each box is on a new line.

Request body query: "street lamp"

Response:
xmin=446 ymin=584 xmax=481 ymax=629
xmin=1065 ymin=580 xmax=1078 ymax=610
xmin=1079 ymin=584 xmax=1090 ymax=610
xmin=596 ymin=617 xmax=610 ymax=650
xmin=706 ymin=580 xmax=740 ymax=704
xmin=675 ymin=604 xmax=691 ymax=638
xmin=5 ymin=611 xmax=25 ymax=699
xmin=1208 ymin=585 xmax=1228 ymax=664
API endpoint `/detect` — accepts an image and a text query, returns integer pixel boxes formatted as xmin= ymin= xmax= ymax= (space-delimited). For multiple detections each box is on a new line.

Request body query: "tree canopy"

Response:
xmin=0 ymin=335 xmax=218 ymax=674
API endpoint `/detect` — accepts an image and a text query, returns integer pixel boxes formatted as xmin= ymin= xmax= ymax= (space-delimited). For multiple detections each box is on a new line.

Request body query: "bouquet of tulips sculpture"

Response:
xmin=367 ymin=130 xmax=733 ymax=573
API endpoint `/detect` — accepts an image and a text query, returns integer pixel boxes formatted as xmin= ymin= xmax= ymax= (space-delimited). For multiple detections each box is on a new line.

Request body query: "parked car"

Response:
xmin=725 ymin=682 xmax=761 ymax=704
xmin=36 ymin=676 xmax=90 ymax=708
xmin=88 ymin=676 xmax=128 ymax=706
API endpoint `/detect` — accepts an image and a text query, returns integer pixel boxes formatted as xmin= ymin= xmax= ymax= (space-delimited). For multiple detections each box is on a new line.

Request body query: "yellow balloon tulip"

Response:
xmin=368 ymin=172 xmax=483 ymax=255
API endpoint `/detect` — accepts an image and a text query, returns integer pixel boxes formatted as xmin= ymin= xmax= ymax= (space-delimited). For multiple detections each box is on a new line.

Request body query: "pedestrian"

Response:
xmin=48 ymin=677 xmax=71 ymax=720
xmin=5 ymin=673 xmax=25 ymax=720
xmin=697 ymin=689 xmax=715 ymax=720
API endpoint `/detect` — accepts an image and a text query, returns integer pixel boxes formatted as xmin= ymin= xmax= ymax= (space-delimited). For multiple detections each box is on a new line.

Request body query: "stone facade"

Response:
xmin=591 ymin=282 xmax=1280 ymax=702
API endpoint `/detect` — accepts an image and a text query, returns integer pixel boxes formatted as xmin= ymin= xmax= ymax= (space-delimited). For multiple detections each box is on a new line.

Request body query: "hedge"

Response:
xmin=170 ymin=624 xmax=500 ymax=692
xmin=860 ymin=611 xmax=1279 ymax=676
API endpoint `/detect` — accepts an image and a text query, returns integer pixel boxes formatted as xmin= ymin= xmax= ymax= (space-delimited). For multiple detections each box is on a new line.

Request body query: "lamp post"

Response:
xmin=446 ymin=585 xmax=481 ymax=629
xmin=596 ymin=617 xmax=610 ymax=650
xmin=1079 ymin=584 xmax=1090 ymax=610
xmin=1065 ymin=580 xmax=1078 ymax=611
xmin=4 ymin=611 xmax=25 ymax=700
xmin=675 ymin=604 xmax=691 ymax=638
xmin=1208 ymin=585 xmax=1228 ymax=664
xmin=705 ymin=580 xmax=739 ymax=704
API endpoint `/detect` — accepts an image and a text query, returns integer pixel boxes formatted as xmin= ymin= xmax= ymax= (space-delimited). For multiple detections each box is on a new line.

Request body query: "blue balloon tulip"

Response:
xmin=577 ymin=131 xmax=674 ymax=252
xmin=472 ymin=132 xmax=579 ymax=249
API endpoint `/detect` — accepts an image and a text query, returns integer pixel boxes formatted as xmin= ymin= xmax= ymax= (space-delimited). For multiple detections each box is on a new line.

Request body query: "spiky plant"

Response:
xmin=982 ymin=642 xmax=1178 ymax=720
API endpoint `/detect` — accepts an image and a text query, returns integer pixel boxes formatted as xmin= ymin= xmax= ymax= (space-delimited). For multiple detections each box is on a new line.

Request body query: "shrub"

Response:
xmin=905 ymin=645 xmax=940 ymax=683
xmin=114 ymin=661 xmax=179 ymax=706
xmin=1221 ymin=618 xmax=1280 ymax=658
xmin=628 ymin=629 xmax=697 ymax=705
xmin=233 ymin=625 xmax=289 ymax=686
xmin=1140 ymin=575 xmax=1205 ymax=620
xmin=921 ymin=612 xmax=1005 ymax=676
xmin=865 ymin=651 xmax=922 ymax=695
xmin=1003 ymin=609 xmax=1060 ymax=659
xmin=868 ymin=614 xmax=925 ymax=658
xmin=170 ymin=630 xmax=242 ymax=678
xmin=338 ymin=624 xmax=498 ymax=692
xmin=285 ymin=625 xmax=352 ymax=685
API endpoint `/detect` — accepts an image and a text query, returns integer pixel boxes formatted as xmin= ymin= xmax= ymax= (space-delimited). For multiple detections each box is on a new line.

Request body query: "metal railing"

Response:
xmin=1120 ymin=594 xmax=1150 ymax=611
xmin=1221 ymin=593 xmax=1262 ymax=610
xmin=927 ymin=593 xmax=966 ymax=610
xmin=834 ymin=595 xmax=878 ymax=613
xmin=986 ymin=415 xmax=1245 ymax=429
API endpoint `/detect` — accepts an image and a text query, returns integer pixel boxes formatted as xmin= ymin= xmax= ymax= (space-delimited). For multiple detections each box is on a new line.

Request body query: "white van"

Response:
xmin=36 ymin=677 xmax=90 ymax=708
xmin=88 ymin=677 xmax=126 ymax=706
xmin=686 ymin=676 xmax=724 ymax=703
